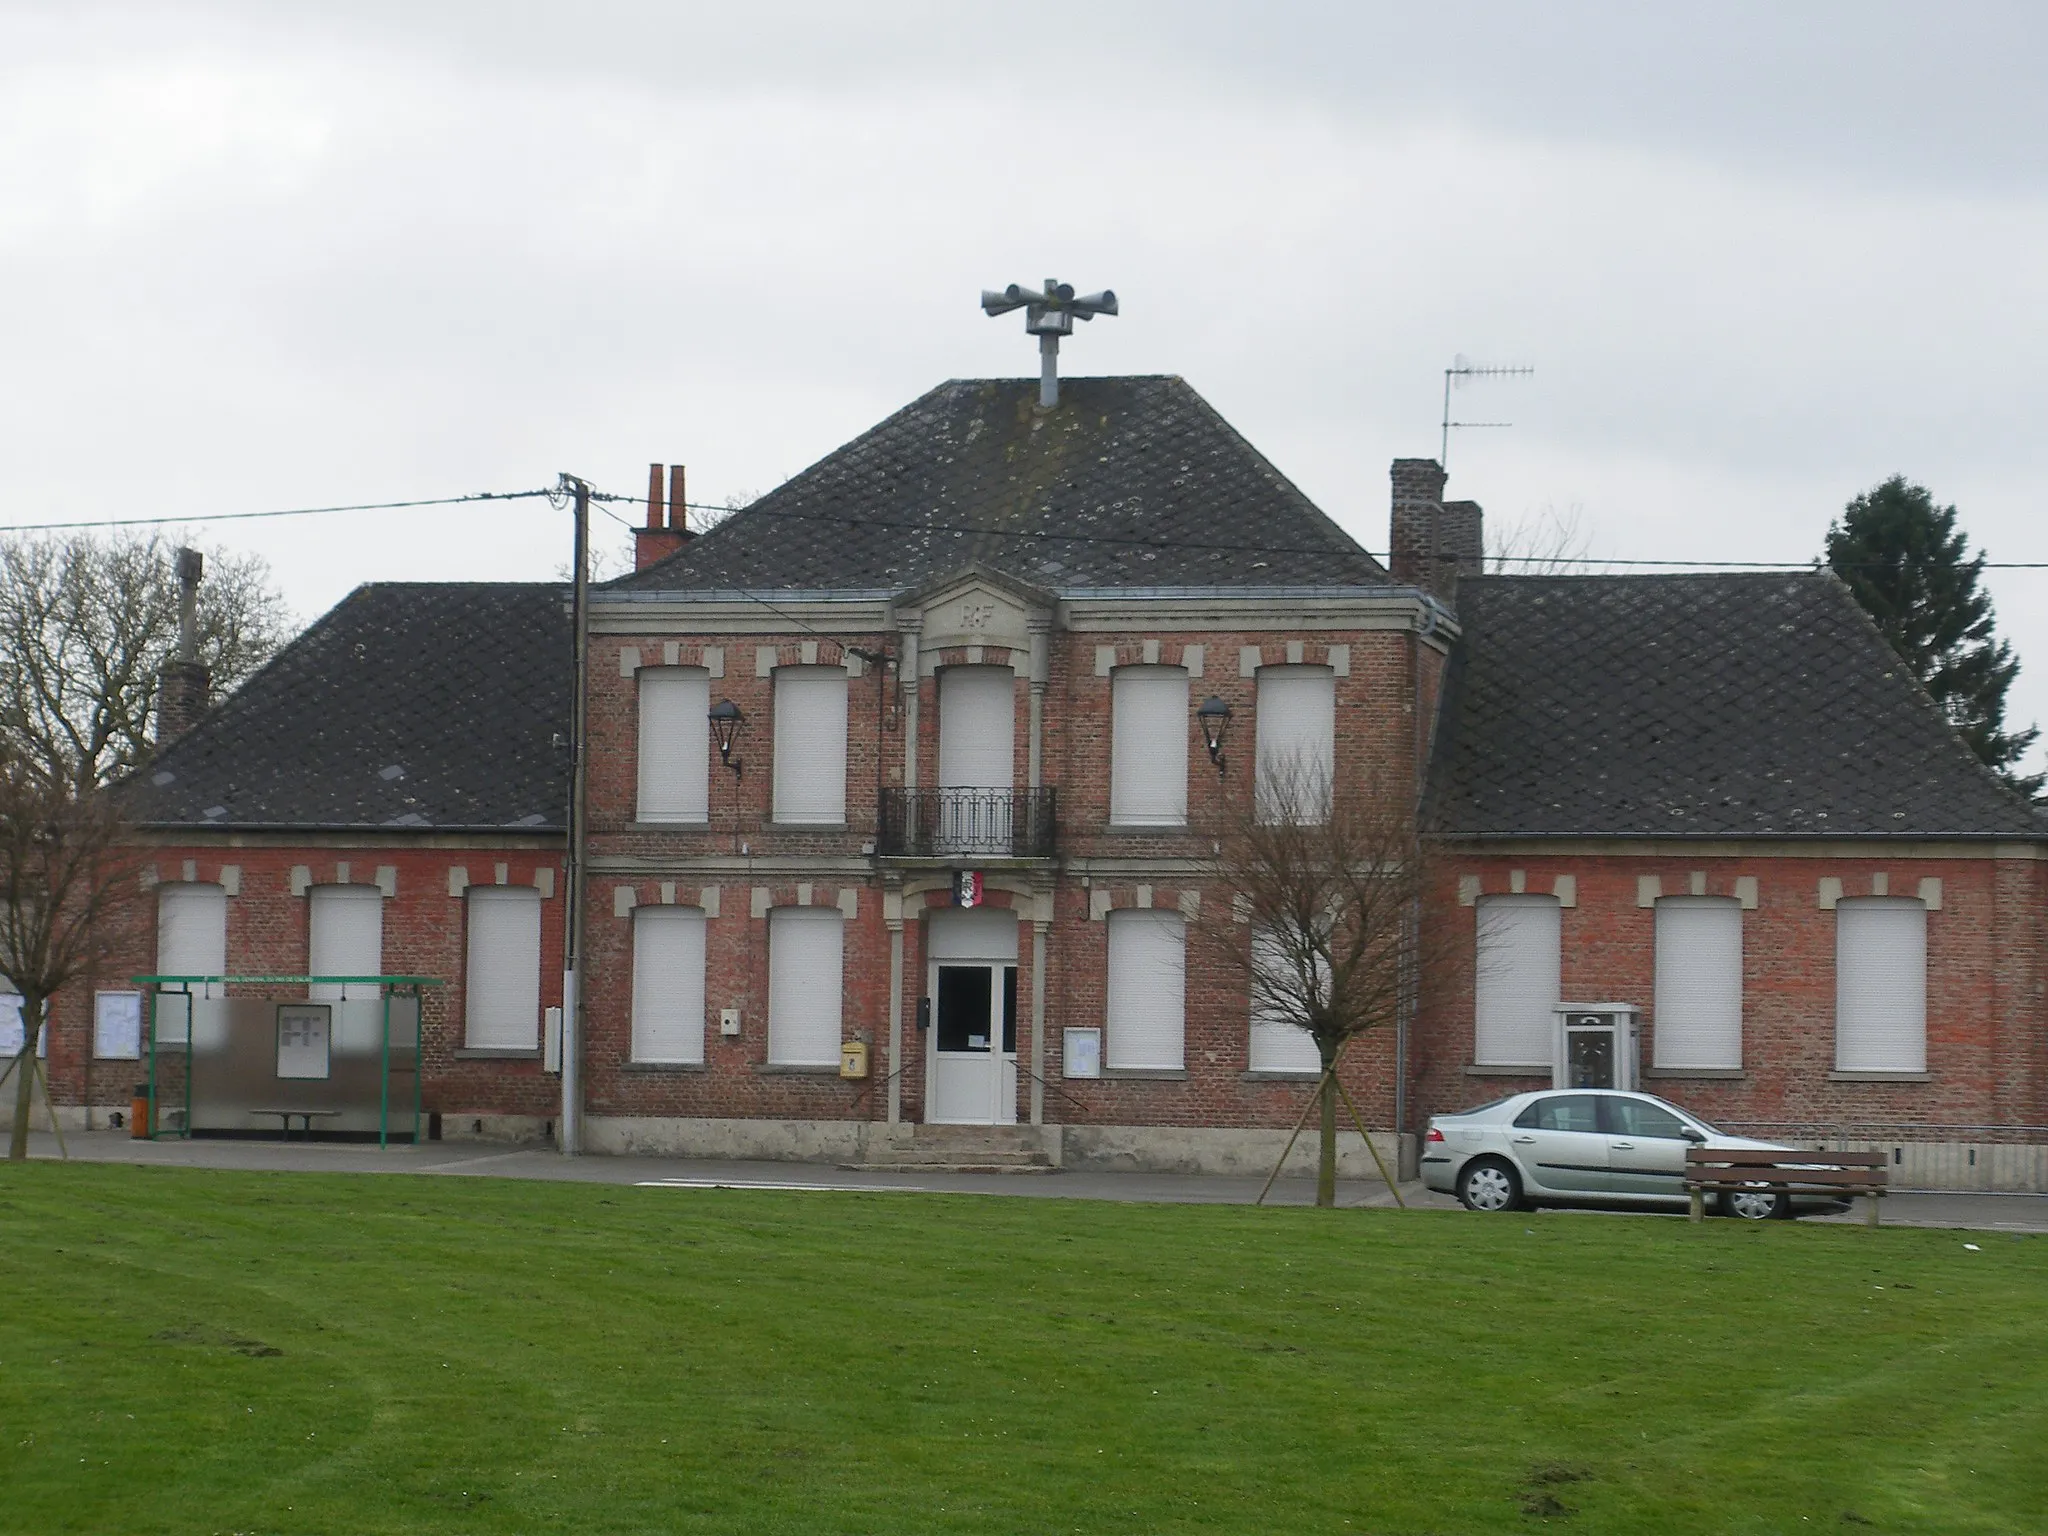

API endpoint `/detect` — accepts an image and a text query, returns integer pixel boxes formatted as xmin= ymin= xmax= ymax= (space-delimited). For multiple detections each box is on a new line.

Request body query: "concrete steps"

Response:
xmin=845 ymin=1124 xmax=1058 ymax=1174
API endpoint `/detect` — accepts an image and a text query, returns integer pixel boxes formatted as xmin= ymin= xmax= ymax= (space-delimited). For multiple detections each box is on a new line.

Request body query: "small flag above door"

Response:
xmin=953 ymin=870 xmax=984 ymax=908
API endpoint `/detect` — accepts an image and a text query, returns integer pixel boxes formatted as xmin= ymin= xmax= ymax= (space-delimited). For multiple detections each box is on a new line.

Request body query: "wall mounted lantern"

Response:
xmin=708 ymin=698 xmax=745 ymax=777
xmin=1196 ymin=695 xmax=1232 ymax=776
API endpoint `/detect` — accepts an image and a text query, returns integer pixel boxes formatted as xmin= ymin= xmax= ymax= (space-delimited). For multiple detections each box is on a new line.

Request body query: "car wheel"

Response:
xmin=1720 ymin=1186 xmax=1789 ymax=1221
xmin=1458 ymin=1157 xmax=1522 ymax=1213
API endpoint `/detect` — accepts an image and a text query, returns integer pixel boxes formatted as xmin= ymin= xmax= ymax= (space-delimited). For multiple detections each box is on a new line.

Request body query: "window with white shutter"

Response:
xmin=1474 ymin=895 xmax=1559 ymax=1066
xmin=1106 ymin=909 xmax=1186 ymax=1070
xmin=938 ymin=666 xmax=1014 ymax=790
xmin=1248 ymin=926 xmax=1323 ymax=1074
xmin=156 ymin=883 xmax=227 ymax=997
xmin=773 ymin=667 xmax=848 ymax=825
xmin=309 ymin=884 xmax=384 ymax=1052
xmin=632 ymin=906 xmax=707 ymax=1063
xmin=1254 ymin=665 xmax=1335 ymax=823
xmin=1835 ymin=897 xmax=1927 ymax=1072
xmin=767 ymin=907 xmax=843 ymax=1065
xmin=1653 ymin=897 xmax=1742 ymax=1069
xmin=308 ymin=886 xmax=383 ymax=1001
xmin=637 ymin=666 xmax=709 ymax=823
xmin=465 ymin=886 xmax=541 ymax=1049
xmin=1109 ymin=666 xmax=1188 ymax=826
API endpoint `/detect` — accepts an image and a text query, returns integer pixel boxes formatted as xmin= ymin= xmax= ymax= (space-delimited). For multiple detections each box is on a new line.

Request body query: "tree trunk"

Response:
xmin=1316 ymin=1042 xmax=1339 ymax=1208
xmin=8 ymin=995 xmax=42 ymax=1161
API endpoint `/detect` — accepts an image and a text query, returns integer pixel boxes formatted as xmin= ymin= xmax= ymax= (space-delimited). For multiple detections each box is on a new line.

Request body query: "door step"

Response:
xmin=844 ymin=1124 xmax=1058 ymax=1174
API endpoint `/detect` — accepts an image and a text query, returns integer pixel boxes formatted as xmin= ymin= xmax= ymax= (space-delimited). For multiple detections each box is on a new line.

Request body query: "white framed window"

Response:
xmin=1474 ymin=894 xmax=1559 ymax=1066
xmin=156 ymin=882 xmax=227 ymax=997
xmin=767 ymin=906 xmax=843 ymax=1066
xmin=637 ymin=666 xmax=710 ymax=823
xmin=1248 ymin=927 xmax=1323 ymax=1074
xmin=632 ymin=905 xmax=707 ymax=1064
xmin=1106 ymin=909 xmax=1186 ymax=1070
xmin=308 ymin=885 xmax=383 ymax=1001
xmin=1836 ymin=897 xmax=1927 ymax=1072
xmin=1653 ymin=896 xmax=1742 ymax=1070
xmin=1254 ymin=665 xmax=1336 ymax=823
xmin=1109 ymin=665 xmax=1188 ymax=826
xmin=465 ymin=886 xmax=542 ymax=1049
xmin=773 ymin=666 xmax=848 ymax=825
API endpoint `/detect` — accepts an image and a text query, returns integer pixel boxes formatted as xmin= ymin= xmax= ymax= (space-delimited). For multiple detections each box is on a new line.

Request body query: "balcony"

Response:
xmin=877 ymin=787 xmax=1057 ymax=859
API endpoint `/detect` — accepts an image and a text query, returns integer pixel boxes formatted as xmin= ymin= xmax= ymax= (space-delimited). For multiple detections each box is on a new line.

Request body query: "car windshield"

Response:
xmin=1446 ymin=1096 xmax=1516 ymax=1118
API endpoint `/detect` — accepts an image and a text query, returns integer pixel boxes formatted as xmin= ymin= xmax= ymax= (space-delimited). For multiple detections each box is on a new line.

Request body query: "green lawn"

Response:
xmin=0 ymin=1166 xmax=2042 ymax=1534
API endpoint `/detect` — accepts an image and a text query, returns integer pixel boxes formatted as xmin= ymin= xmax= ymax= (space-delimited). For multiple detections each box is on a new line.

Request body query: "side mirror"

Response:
xmin=1680 ymin=1126 xmax=1707 ymax=1144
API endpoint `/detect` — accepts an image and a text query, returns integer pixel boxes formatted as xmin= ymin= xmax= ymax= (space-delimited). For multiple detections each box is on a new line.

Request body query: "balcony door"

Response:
xmin=937 ymin=665 xmax=1014 ymax=852
xmin=926 ymin=908 xmax=1019 ymax=1124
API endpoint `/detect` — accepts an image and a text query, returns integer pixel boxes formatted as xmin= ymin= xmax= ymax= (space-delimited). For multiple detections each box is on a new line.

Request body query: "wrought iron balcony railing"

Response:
xmin=877 ymin=787 xmax=1057 ymax=859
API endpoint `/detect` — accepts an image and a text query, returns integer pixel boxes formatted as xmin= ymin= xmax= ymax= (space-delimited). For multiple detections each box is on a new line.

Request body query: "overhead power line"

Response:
xmin=0 ymin=489 xmax=559 ymax=534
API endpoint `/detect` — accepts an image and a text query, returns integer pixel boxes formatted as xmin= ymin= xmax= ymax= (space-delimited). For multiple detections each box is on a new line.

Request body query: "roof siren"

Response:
xmin=980 ymin=279 xmax=1119 ymax=409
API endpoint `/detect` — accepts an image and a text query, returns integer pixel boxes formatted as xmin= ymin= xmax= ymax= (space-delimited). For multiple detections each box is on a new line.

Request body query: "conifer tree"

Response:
xmin=1827 ymin=477 xmax=2042 ymax=801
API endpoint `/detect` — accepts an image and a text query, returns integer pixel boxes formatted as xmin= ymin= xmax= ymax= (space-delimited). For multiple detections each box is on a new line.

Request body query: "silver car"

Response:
xmin=1421 ymin=1089 xmax=1815 ymax=1220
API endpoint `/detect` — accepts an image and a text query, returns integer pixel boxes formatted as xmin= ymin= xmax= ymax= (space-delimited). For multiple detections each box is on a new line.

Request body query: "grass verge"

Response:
xmin=0 ymin=1163 xmax=2043 ymax=1533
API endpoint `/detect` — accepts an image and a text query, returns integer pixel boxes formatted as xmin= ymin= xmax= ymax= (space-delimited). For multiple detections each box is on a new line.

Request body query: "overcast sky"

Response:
xmin=7 ymin=1 xmax=2047 ymax=771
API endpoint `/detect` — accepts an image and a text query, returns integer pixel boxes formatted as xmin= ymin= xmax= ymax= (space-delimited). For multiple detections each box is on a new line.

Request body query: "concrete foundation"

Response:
xmin=1057 ymin=1124 xmax=1406 ymax=1179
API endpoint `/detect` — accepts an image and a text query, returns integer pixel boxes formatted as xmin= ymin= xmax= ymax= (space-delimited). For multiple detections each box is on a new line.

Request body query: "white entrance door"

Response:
xmin=925 ymin=908 xmax=1019 ymax=1125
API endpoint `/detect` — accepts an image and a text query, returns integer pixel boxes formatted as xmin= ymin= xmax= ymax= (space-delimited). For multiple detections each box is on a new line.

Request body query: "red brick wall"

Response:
xmin=41 ymin=841 xmax=566 ymax=1122
xmin=1413 ymin=850 xmax=2048 ymax=1134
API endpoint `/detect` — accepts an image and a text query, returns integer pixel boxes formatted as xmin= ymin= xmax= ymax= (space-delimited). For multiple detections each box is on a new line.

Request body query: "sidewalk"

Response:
xmin=16 ymin=1131 xmax=2048 ymax=1231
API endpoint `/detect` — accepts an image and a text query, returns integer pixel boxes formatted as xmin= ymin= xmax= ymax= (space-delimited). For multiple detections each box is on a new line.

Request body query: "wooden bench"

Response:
xmin=251 ymin=1108 xmax=344 ymax=1140
xmin=1685 ymin=1146 xmax=1888 ymax=1225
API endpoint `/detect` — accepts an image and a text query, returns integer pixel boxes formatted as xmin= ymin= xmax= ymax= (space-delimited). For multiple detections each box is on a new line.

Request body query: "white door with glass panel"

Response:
xmin=926 ymin=909 xmax=1018 ymax=1124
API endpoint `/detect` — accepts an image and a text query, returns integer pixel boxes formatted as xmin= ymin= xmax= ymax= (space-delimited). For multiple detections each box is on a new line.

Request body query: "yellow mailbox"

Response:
xmin=839 ymin=1040 xmax=870 ymax=1079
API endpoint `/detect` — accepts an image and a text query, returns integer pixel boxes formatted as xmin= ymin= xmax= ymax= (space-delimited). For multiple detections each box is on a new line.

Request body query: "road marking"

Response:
xmin=634 ymin=1178 xmax=933 ymax=1193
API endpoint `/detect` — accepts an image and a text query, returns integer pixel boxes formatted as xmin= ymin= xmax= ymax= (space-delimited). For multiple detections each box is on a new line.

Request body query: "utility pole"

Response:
xmin=559 ymin=473 xmax=591 ymax=1156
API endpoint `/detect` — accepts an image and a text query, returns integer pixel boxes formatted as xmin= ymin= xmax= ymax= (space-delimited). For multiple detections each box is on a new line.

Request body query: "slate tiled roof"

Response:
xmin=132 ymin=583 xmax=570 ymax=832
xmin=611 ymin=376 xmax=1388 ymax=594
xmin=1427 ymin=572 xmax=2045 ymax=839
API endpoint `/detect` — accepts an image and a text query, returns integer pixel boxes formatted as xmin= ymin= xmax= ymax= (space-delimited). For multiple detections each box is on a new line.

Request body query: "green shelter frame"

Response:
xmin=130 ymin=974 xmax=444 ymax=1148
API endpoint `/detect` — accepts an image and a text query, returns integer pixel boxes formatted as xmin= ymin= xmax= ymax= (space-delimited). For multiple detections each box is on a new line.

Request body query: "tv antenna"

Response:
xmin=981 ymin=279 xmax=1118 ymax=408
xmin=1440 ymin=356 xmax=1534 ymax=470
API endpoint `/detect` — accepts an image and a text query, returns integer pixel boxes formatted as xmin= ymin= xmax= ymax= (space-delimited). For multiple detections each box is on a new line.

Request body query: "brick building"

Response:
xmin=30 ymin=370 xmax=2048 ymax=1182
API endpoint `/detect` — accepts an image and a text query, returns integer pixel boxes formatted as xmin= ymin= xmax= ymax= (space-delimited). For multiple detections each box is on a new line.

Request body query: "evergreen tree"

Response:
xmin=1826 ymin=476 xmax=2042 ymax=801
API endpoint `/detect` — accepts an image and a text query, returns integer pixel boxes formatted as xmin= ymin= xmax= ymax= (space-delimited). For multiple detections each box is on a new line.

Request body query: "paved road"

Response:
xmin=17 ymin=1131 xmax=2048 ymax=1232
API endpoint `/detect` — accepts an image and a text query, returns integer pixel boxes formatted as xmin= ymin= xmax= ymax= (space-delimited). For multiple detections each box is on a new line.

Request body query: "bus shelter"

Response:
xmin=131 ymin=975 xmax=442 ymax=1146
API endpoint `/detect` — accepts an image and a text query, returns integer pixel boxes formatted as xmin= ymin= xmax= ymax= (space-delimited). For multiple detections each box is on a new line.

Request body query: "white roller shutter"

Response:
xmin=309 ymin=885 xmax=383 ymax=1002
xmin=637 ymin=667 xmax=709 ymax=823
xmin=1110 ymin=666 xmax=1188 ymax=826
xmin=156 ymin=883 xmax=227 ymax=997
xmin=1836 ymin=898 xmax=1927 ymax=1072
xmin=1474 ymin=895 xmax=1560 ymax=1066
xmin=1254 ymin=666 xmax=1335 ymax=823
xmin=1107 ymin=909 xmax=1186 ymax=1070
xmin=773 ymin=667 xmax=848 ymax=825
xmin=466 ymin=886 xmax=541 ymax=1049
xmin=768 ymin=907 xmax=843 ymax=1065
xmin=938 ymin=666 xmax=1014 ymax=789
xmin=633 ymin=906 xmax=707 ymax=1063
xmin=1653 ymin=897 xmax=1743 ymax=1069
xmin=1248 ymin=927 xmax=1323 ymax=1074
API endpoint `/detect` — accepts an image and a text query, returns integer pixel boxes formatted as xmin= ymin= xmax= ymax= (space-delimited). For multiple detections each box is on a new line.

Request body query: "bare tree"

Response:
xmin=1201 ymin=759 xmax=1453 ymax=1207
xmin=0 ymin=749 xmax=144 ymax=1158
xmin=0 ymin=531 xmax=294 ymax=792
xmin=1487 ymin=502 xmax=1602 ymax=575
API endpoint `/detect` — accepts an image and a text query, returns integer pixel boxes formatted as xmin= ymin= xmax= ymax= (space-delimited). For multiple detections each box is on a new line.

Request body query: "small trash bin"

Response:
xmin=130 ymin=1084 xmax=150 ymax=1139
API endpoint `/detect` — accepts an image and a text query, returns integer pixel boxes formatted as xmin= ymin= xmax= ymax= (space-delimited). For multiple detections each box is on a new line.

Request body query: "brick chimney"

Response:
xmin=633 ymin=462 xmax=694 ymax=570
xmin=156 ymin=547 xmax=210 ymax=743
xmin=1439 ymin=499 xmax=1485 ymax=590
xmin=1390 ymin=460 xmax=1482 ymax=604
xmin=1389 ymin=458 xmax=1446 ymax=590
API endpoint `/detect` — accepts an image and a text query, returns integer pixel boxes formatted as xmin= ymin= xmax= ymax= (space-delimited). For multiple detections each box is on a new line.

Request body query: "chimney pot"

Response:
xmin=645 ymin=463 xmax=663 ymax=530
xmin=668 ymin=464 xmax=686 ymax=532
